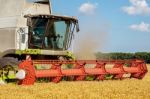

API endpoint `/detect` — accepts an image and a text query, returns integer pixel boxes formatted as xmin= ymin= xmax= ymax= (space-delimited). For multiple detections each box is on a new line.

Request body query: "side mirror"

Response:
xmin=76 ymin=22 xmax=80 ymax=32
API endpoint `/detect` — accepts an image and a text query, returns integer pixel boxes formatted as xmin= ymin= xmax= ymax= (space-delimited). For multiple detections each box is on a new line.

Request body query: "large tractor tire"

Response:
xmin=0 ymin=57 xmax=19 ymax=83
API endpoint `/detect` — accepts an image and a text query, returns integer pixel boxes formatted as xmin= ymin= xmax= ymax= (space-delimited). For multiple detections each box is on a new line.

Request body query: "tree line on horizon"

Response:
xmin=95 ymin=52 xmax=150 ymax=63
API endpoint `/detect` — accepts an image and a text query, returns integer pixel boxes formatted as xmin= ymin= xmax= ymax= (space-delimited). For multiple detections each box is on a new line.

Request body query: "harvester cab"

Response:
xmin=26 ymin=14 xmax=79 ymax=50
xmin=25 ymin=0 xmax=79 ymax=51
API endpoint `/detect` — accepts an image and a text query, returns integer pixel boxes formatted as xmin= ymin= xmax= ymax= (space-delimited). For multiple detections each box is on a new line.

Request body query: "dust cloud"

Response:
xmin=73 ymin=25 xmax=109 ymax=60
xmin=74 ymin=34 xmax=98 ymax=60
xmin=72 ymin=15 xmax=110 ymax=60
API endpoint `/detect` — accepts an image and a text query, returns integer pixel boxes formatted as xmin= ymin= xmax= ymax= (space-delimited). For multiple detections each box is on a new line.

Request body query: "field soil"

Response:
xmin=0 ymin=65 xmax=150 ymax=99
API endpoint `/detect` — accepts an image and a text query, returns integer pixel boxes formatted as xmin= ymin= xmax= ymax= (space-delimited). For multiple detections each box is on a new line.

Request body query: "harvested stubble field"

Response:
xmin=0 ymin=65 xmax=150 ymax=99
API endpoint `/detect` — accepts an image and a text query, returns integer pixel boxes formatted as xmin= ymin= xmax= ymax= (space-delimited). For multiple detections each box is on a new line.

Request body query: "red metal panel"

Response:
xmin=18 ymin=60 xmax=36 ymax=85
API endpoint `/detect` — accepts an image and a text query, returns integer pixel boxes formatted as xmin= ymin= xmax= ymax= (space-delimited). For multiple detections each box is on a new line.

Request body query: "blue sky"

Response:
xmin=31 ymin=0 xmax=150 ymax=52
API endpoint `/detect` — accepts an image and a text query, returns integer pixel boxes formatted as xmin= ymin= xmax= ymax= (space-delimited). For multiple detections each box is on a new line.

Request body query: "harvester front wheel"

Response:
xmin=0 ymin=57 xmax=19 ymax=82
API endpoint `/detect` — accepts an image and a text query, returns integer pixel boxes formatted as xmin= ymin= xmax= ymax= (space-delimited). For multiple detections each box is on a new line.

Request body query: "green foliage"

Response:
xmin=95 ymin=52 xmax=150 ymax=63
xmin=135 ymin=52 xmax=150 ymax=63
xmin=86 ymin=76 xmax=95 ymax=81
xmin=105 ymin=74 xmax=113 ymax=79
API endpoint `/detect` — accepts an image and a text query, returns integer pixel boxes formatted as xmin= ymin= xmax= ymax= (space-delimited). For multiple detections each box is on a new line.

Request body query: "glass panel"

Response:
xmin=31 ymin=18 xmax=48 ymax=48
xmin=54 ymin=21 xmax=67 ymax=49
xmin=29 ymin=18 xmax=70 ymax=50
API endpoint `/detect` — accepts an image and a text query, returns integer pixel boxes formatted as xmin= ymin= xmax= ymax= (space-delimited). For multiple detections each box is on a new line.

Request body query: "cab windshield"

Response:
xmin=28 ymin=16 xmax=78 ymax=50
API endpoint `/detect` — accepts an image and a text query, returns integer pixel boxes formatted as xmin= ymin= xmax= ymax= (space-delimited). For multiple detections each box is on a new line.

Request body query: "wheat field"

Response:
xmin=0 ymin=65 xmax=150 ymax=99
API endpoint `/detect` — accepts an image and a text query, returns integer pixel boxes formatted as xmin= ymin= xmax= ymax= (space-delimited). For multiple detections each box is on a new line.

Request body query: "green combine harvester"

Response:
xmin=0 ymin=0 xmax=147 ymax=85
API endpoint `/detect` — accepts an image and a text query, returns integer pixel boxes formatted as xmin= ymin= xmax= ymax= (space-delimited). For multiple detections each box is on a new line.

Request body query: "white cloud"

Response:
xmin=122 ymin=0 xmax=150 ymax=15
xmin=130 ymin=22 xmax=150 ymax=32
xmin=79 ymin=2 xmax=97 ymax=15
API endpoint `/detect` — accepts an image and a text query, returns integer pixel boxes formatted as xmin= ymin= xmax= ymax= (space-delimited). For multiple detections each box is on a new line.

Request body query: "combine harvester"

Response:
xmin=0 ymin=0 xmax=148 ymax=85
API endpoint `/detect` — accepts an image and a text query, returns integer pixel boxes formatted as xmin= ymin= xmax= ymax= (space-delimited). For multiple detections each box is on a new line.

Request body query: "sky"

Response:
xmin=31 ymin=0 xmax=150 ymax=53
